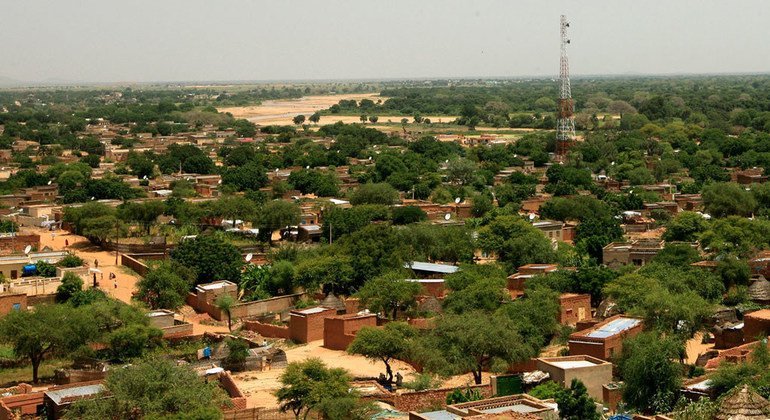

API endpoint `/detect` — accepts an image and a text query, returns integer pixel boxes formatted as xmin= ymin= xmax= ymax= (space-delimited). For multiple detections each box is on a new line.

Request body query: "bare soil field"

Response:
xmin=218 ymin=94 xmax=456 ymax=127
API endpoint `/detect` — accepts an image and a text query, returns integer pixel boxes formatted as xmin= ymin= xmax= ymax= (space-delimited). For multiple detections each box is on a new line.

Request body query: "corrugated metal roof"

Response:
xmin=405 ymin=262 xmax=459 ymax=274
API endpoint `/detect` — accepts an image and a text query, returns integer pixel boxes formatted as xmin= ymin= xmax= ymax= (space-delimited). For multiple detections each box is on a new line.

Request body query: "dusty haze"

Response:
xmin=3 ymin=0 xmax=769 ymax=83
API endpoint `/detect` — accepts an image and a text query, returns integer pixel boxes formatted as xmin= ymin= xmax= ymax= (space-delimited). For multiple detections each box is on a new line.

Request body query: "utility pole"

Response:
xmin=556 ymin=15 xmax=576 ymax=159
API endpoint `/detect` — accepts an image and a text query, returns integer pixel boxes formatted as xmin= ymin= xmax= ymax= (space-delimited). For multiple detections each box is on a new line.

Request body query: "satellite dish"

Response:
xmin=445 ymin=159 xmax=449 ymax=163
xmin=529 ymin=214 xmax=536 ymax=220
xmin=454 ymin=197 xmax=461 ymax=204
xmin=514 ymin=154 xmax=517 ymax=158
xmin=368 ymin=157 xmax=372 ymax=161
xmin=611 ymin=161 xmax=616 ymax=166
xmin=23 ymin=245 xmax=31 ymax=255
xmin=306 ymin=165 xmax=310 ymax=169
xmin=275 ymin=168 xmax=279 ymax=172
xmin=143 ymin=175 xmax=148 ymax=180
xmin=444 ymin=213 xmax=451 ymax=221
xmin=90 ymin=196 xmax=95 ymax=200
xmin=218 ymin=179 xmax=222 ymax=184
xmin=47 ymin=180 xmax=52 ymax=185
xmin=245 ymin=253 xmax=253 ymax=262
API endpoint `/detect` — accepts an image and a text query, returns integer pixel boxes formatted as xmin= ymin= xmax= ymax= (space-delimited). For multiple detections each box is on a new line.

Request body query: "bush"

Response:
xmin=58 ymin=254 xmax=84 ymax=268
xmin=528 ymin=381 xmax=563 ymax=399
xmin=402 ymin=373 xmax=440 ymax=391
xmin=391 ymin=206 xmax=428 ymax=225
xmin=56 ymin=272 xmax=83 ymax=303
xmin=446 ymin=387 xmax=483 ymax=404
xmin=223 ymin=339 xmax=249 ymax=372
xmin=35 ymin=261 xmax=57 ymax=277
xmin=108 ymin=324 xmax=163 ymax=360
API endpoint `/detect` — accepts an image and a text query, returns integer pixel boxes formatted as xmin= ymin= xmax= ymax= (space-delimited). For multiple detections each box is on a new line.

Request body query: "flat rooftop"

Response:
xmin=405 ymin=261 xmax=460 ymax=274
xmin=198 ymin=281 xmax=234 ymax=290
xmin=45 ymin=384 xmax=105 ymax=405
xmin=293 ymin=307 xmax=329 ymax=315
xmin=584 ymin=317 xmax=641 ymax=339
xmin=548 ymin=360 xmax=597 ymax=369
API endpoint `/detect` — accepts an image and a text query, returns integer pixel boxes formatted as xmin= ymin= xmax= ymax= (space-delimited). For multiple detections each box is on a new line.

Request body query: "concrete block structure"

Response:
xmin=558 ymin=293 xmax=591 ymax=326
xmin=536 ymin=355 xmax=612 ymax=401
xmin=288 ymin=306 xmax=336 ymax=343
xmin=602 ymin=240 xmax=664 ymax=269
xmin=507 ymin=264 xmax=558 ymax=297
xmin=568 ymin=315 xmax=643 ymax=361
xmin=323 ymin=313 xmax=377 ymax=351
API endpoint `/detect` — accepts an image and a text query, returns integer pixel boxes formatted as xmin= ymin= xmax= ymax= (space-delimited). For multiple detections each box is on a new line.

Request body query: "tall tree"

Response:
xmin=348 ymin=322 xmax=416 ymax=384
xmin=171 ymin=235 xmax=243 ymax=284
xmin=617 ymin=332 xmax=683 ymax=414
xmin=356 ymin=271 xmax=421 ymax=319
xmin=416 ymin=311 xmax=533 ymax=384
xmin=66 ymin=357 xmax=228 ymax=419
xmin=556 ymin=379 xmax=600 ymax=420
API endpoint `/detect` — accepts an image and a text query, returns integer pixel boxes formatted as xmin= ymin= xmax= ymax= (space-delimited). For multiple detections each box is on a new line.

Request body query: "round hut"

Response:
xmin=715 ymin=385 xmax=770 ymax=420
xmin=748 ymin=275 xmax=770 ymax=306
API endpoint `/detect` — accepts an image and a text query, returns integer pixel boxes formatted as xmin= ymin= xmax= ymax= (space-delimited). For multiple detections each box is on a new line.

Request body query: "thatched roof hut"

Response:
xmin=715 ymin=385 xmax=770 ymax=420
xmin=748 ymin=275 xmax=770 ymax=305
xmin=320 ymin=293 xmax=346 ymax=313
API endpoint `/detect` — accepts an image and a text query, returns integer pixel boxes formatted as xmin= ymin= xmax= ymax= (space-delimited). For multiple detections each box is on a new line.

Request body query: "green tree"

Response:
xmin=216 ymin=294 xmax=236 ymax=331
xmin=56 ymin=272 xmax=84 ymax=303
xmin=703 ymin=182 xmax=757 ymax=217
xmin=223 ymin=339 xmax=250 ymax=372
xmin=293 ymin=115 xmax=306 ymax=125
xmin=108 ymin=324 xmax=163 ymax=360
xmin=617 ymin=332 xmax=683 ymax=414
xmin=308 ymin=112 xmax=321 ymax=124
xmin=391 ymin=206 xmax=428 ymax=225
xmin=0 ymin=304 xmax=97 ymax=383
xmin=276 ymin=358 xmax=363 ymax=420
xmin=171 ymin=235 xmax=243 ymax=284
xmin=136 ymin=262 xmax=194 ymax=310
xmin=556 ymin=379 xmax=600 ymax=420
xmin=476 ymin=215 xmax=557 ymax=271
xmin=356 ymin=272 xmax=421 ymax=319
xmin=256 ymin=200 xmax=301 ymax=243
xmin=348 ymin=322 xmax=416 ymax=384
xmin=416 ymin=311 xmax=534 ymax=384
xmin=66 ymin=357 xmax=229 ymax=419
xmin=349 ymin=183 xmax=399 ymax=205
xmin=663 ymin=212 xmax=708 ymax=242
xmin=369 ymin=115 xmax=379 ymax=124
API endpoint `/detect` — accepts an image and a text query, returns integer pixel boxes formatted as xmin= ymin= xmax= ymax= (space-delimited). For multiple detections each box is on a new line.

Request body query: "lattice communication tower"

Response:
xmin=556 ymin=15 xmax=575 ymax=157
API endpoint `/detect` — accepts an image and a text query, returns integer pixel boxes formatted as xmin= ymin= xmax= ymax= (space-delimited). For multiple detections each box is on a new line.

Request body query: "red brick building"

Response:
xmin=288 ymin=307 xmax=337 ymax=343
xmin=558 ymin=293 xmax=591 ymax=326
xmin=323 ymin=313 xmax=377 ymax=351
xmin=0 ymin=292 xmax=26 ymax=317
xmin=507 ymin=264 xmax=558 ymax=298
xmin=568 ymin=316 xmax=643 ymax=361
xmin=406 ymin=279 xmax=446 ymax=298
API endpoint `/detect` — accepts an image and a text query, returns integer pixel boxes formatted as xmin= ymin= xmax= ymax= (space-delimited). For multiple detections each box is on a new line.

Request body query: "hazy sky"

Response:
xmin=4 ymin=0 xmax=769 ymax=83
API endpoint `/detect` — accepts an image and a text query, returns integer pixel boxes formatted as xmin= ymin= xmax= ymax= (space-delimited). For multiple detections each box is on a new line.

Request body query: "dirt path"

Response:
xmin=33 ymin=227 xmax=229 ymax=335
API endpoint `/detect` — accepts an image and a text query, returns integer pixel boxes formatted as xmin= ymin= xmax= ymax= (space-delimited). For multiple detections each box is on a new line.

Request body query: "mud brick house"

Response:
xmin=507 ymin=264 xmax=558 ymax=298
xmin=409 ymin=394 xmax=555 ymax=419
xmin=288 ymin=306 xmax=337 ymax=343
xmin=733 ymin=167 xmax=767 ymax=184
xmin=406 ymin=278 xmax=446 ymax=298
xmin=0 ymin=292 xmax=26 ymax=316
xmin=743 ymin=309 xmax=770 ymax=342
xmin=568 ymin=316 xmax=643 ymax=361
xmin=189 ymin=280 xmax=238 ymax=314
xmin=146 ymin=310 xmax=193 ymax=338
xmin=323 ymin=313 xmax=377 ymax=351
xmin=749 ymin=253 xmax=770 ymax=279
xmin=558 ymin=293 xmax=591 ymax=326
xmin=602 ymin=239 xmax=665 ymax=269
xmin=536 ymin=355 xmax=612 ymax=401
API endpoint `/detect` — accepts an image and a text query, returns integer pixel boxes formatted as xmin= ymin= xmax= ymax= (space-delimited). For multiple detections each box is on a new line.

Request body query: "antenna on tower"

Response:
xmin=556 ymin=15 xmax=576 ymax=159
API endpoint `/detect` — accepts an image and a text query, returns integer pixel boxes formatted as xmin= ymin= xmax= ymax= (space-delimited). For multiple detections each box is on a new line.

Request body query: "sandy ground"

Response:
xmin=33 ymin=227 xmax=229 ymax=336
xmin=685 ymin=332 xmax=713 ymax=364
xmin=232 ymin=340 xmax=485 ymax=409
xmin=217 ymin=93 xmax=457 ymax=127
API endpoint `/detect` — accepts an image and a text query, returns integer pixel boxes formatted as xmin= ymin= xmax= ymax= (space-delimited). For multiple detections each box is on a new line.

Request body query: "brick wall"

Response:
xmin=392 ymin=384 xmax=492 ymax=412
xmin=218 ymin=372 xmax=247 ymax=411
xmin=743 ymin=313 xmax=770 ymax=342
xmin=243 ymin=320 xmax=290 ymax=339
xmin=558 ymin=294 xmax=591 ymax=326
xmin=289 ymin=307 xmax=336 ymax=343
xmin=228 ymin=293 xmax=305 ymax=320
xmin=323 ymin=314 xmax=377 ymax=351
xmin=0 ymin=293 xmax=26 ymax=317
xmin=0 ymin=234 xmax=40 ymax=254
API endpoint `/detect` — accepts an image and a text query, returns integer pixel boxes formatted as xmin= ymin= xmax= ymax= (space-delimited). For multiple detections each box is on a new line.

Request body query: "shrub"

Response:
xmin=402 ymin=373 xmax=440 ymax=391
xmin=529 ymin=381 xmax=563 ymax=399
xmin=35 ymin=261 xmax=57 ymax=277
xmin=223 ymin=339 xmax=250 ymax=372
xmin=446 ymin=387 xmax=483 ymax=404
xmin=58 ymin=254 xmax=84 ymax=268
xmin=56 ymin=272 xmax=83 ymax=303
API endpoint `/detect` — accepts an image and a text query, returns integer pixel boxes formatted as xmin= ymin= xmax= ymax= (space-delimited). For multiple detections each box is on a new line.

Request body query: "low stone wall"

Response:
xmin=27 ymin=293 xmax=56 ymax=306
xmin=54 ymin=368 xmax=107 ymax=385
xmin=103 ymin=241 xmax=171 ymax=254
xmin=121 ymin=253 xmax=165 ymax=276
xmin=218 ymin=371 xmax=248 ymax=411
xmin=9 ymin=278 xmax=62 ymax=297
xmin=228 ymin=293 xmax=305 ymax=320
xmin=161 ymin=322 xmax=194 ymax=338
xmin=223 ymin=407 xmax=301 ymax=420
xmin=392 ymin=384 xmax=492 ymax=412
xmin=242 ymin=320 xmax=290 ymax=339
